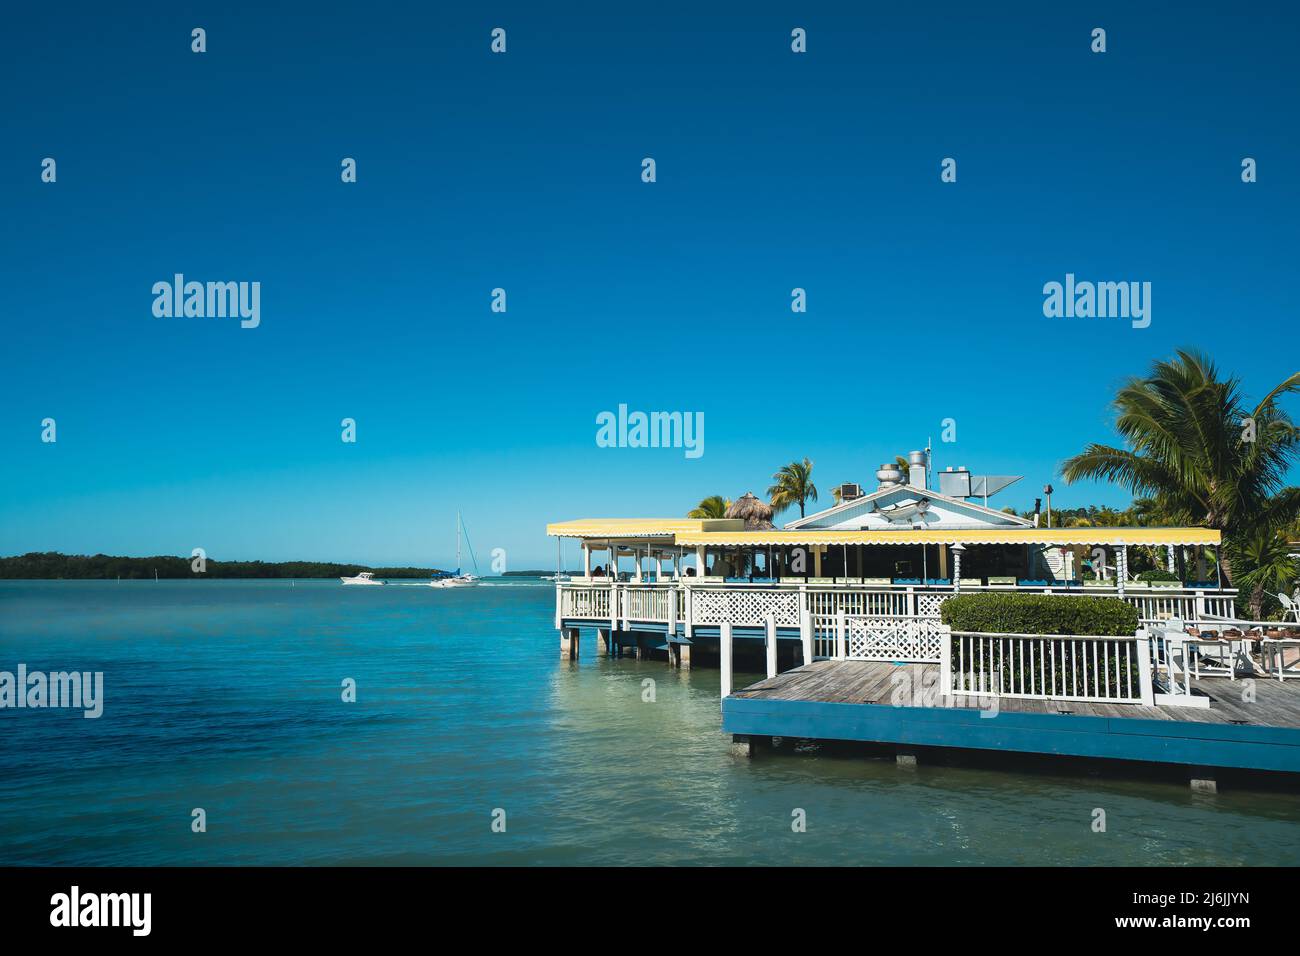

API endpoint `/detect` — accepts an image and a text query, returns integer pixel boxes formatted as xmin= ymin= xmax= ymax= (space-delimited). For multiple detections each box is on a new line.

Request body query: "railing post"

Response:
xmin=555 ymin=585 xmax=563 ymax=630
xmin=765 ymin=612 xmax=778 ymax=678
xmin=683 ymin=584 xmax=693 ymax=637
xmin=835 ymin=608 xmax=847 ymax=660
xmin=939 ymin=624 xmax=952 ymax=698
xmin=720 ymin=621 xmax=733 ymax=703
xmin=800 ymin=606 xmax=813 ymax=665
xmin=608 ymin=581 xmax=618 ymax=634
xmin=668 ymin=583 xmax=678 ymax=633
xmin=1136 ymin=628 xmax=1154 ymax=706
xmin=1193 ymin=589 xmax=1207 ymax=627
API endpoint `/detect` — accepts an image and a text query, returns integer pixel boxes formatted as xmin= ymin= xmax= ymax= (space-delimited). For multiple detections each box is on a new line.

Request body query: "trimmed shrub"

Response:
xmin=1136 ymin=569 xmax=1179 ymax=582
xmin=940 ymin=592 xmax=1139 ymax=636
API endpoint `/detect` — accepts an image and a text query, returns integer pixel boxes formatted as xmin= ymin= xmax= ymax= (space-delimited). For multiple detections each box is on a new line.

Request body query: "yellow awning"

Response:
xmin=673 ymin=527 xmax=1221 ymax=547
xmin=547 ymin=518 xmax=744 ymax=538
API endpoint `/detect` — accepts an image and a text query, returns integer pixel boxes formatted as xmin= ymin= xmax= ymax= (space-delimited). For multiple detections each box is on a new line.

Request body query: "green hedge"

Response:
xmin=1136 ymin=569 xmax=1179 ymax=582
xmin=940 ymin=592 xmax=1139 ymax=636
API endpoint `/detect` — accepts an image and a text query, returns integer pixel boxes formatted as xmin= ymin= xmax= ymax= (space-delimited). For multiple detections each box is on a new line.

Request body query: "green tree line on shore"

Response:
xmin=0 ymin=552 xmax=445 ymax=580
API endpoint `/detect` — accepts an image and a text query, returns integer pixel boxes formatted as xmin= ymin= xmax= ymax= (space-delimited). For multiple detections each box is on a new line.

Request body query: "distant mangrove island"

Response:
xmin=0 ymin=552 xmax=446 ymax=580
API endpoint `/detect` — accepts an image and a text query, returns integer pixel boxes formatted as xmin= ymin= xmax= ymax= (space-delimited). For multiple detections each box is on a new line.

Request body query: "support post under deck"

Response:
xmin=560 ymin=627 xmax=580 ymax=661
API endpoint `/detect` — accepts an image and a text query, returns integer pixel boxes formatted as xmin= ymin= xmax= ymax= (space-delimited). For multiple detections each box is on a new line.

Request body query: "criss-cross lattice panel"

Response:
xmin=691 ymin=590 xmax=729 ymax=624
xmin=691 ymin=589 xmax=799 ymax=626
xmin=846 ymin=617 xmax=944 ymax=662
xmin=916 ymin=593 xmax=952 ymax=620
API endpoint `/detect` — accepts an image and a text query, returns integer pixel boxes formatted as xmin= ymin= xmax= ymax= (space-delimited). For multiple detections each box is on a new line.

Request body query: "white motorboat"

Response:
xmin=340 ymin=571 xmax=384 ymax=586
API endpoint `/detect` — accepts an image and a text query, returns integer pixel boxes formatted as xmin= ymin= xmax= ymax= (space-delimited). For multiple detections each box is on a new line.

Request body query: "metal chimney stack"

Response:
xmin=907 ymin=450 xmax=928 ymax=490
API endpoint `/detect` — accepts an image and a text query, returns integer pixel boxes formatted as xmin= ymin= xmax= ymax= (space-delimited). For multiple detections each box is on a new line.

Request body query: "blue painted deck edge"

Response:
xmin=722 ymin=697 xmax=1300 ymax=773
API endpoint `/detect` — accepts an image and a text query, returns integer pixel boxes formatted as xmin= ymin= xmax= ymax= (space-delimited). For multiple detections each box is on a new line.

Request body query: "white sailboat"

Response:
xmin=340 ymin=571 xmax=385 ymax=586
xmin=542 ymin=536 xmax=571 ymax=581
xmin=427 ymin=512 xmax=480 ymax=587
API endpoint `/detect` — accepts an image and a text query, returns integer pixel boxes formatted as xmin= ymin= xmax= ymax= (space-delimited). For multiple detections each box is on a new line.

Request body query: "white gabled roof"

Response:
xmin=784 ymin=484 xmax=1034 ymax=530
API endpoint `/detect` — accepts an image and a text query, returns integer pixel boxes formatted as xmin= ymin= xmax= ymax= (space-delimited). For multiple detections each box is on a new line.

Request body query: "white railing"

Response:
xmin=844 ymin=615 xmax=946 ymax=663
xmin=691 ymin=588 xmax=800 ymax=627
xmin=1127 ymin=591 xmax=1236 ymax=626
xmin=560 ymin=584 xmax=612 ymax=621
xmin=941 ymin=628 xmax=1154 ymax=705
xmin=556 ymin=581 xmax=1238 ymax=638
xmin=623 ymin=586 xmax=671 ymax=623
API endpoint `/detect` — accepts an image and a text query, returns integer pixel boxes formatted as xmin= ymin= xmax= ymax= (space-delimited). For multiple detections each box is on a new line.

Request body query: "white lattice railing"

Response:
xmin=555 ymin=582 xmax=1237 ymax=639
xmin=690 ymin=588 xmax=800 ymax=627
xmin=942 ymin=629 xmax=1154 ymax=705
xmin=844 ymin=615 xmax=946 ymax=662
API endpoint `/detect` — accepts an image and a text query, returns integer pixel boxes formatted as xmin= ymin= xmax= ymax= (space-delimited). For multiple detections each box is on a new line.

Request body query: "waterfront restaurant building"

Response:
xmin=547 ymin=454 xmax=1231 ymax=666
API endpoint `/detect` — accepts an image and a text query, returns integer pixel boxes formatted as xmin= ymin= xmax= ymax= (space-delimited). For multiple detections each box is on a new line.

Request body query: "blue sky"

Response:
xmin=3 ymin=2 xmax=1298 ymax=568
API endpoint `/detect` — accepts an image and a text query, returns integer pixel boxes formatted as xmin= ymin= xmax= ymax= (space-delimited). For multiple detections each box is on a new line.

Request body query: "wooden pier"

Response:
xmin=724 ymin=660 xmax=1300 ymax=777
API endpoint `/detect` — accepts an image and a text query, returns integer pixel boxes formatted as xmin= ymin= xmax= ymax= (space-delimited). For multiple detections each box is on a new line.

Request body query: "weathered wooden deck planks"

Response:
xmin=724 ymin=660 xmax=1300 ymax=775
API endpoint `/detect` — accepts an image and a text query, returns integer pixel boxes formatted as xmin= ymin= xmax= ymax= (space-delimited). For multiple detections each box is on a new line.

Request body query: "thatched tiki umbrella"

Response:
xmin=724 ymin=492 xmax=775 ymax=578
xmin=726 ymin=492 xmax=775 ymax=530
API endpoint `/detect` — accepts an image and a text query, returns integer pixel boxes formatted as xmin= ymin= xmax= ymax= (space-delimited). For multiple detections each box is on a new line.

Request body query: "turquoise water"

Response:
xmin=1 ymin=579 xmax=1298 ymax=866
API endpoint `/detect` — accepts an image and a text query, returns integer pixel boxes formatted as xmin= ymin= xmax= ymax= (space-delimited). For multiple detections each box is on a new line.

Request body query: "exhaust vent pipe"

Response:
xmin=876 ymin=463 xmax=904 ymax=491
xmin=907 ymin=450 xmax=928 ymax=490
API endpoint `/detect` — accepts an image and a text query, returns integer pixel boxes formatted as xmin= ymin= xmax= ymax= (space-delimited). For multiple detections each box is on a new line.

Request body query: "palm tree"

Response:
xmin=687 ymin=495 xmax=730 ymax=519
xmin=1061 ymin=350 xmax=1300 ymax=585
xmin=1230 ymin=528 xmax=1300 ymax=619
xmin=768 ymin=458 xmax=818 ymax=519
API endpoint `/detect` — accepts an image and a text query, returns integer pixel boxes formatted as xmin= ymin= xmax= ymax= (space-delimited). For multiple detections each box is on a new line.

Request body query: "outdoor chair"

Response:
xmin=1279 ymin=592 xmax=1300 ymax=623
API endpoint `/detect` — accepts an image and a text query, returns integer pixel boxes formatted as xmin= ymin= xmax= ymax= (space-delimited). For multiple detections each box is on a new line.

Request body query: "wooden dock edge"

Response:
xmin=722 ymin=697 xmax=1300 ymax=774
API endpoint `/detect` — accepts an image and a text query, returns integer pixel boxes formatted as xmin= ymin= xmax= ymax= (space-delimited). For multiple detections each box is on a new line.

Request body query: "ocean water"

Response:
xmin=1 ymin=579 xmax=1298 ymax=866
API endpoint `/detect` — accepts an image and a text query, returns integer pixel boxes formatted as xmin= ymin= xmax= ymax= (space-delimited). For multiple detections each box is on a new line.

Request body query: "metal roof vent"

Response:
xmin=876 ymin=463 xmax=904 ymax=491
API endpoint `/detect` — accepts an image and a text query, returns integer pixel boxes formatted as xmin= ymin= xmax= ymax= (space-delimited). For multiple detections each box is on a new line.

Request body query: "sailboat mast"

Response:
xmin=456 ymin=510 xmax=462 ymax=573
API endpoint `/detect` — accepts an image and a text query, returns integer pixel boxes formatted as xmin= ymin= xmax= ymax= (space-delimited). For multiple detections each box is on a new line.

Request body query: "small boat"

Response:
xmin=340 ymin=571 xmax=385 ymax=586
xmin=427 ymin=573 xmax=476 ymax=588
xmin=426 ymin=512 xmax=481 ymax=587
xmin=543 ymin=537 xmax=572 ymax=581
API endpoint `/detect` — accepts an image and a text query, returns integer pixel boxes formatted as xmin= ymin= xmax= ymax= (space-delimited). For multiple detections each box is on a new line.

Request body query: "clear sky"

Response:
xmin=3 ymin=2 xmax=1298 ymax=568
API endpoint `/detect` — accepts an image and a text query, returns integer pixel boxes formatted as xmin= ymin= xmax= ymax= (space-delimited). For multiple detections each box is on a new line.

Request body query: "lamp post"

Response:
xmin=1043 ymin=484 xmax=1054 ymax=529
